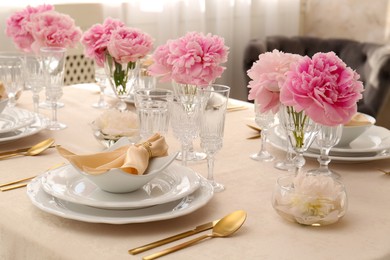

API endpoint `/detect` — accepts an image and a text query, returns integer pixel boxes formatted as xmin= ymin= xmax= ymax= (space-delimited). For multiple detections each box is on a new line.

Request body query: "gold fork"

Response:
xmin=377 ymin=169 xmax=390 ymax=175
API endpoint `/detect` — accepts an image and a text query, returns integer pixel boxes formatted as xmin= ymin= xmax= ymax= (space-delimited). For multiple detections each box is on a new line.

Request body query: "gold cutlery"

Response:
xmin=247 ymin=124 xmax=261 ymax=132
xmin=227 ymin=106 xmax=248 ymax=112
xmin=129 ymin=220 xmax=220 ymax=255
xmin=142 ymin=210 xmax=247 ymax=260
xmin=0 ymin=138 xmax=55 ymax=160
xmin=377 ymin=169 xmax=390 ymax=175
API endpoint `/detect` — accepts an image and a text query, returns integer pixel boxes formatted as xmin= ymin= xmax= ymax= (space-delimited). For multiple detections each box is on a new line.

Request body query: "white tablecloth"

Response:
xmin=1 ymin=84 xmax=389 ymax=260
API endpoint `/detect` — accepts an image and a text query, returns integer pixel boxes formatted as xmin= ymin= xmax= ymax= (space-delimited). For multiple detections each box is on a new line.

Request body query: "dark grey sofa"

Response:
xmin=243 ymin=36 xmax=390 ymax=128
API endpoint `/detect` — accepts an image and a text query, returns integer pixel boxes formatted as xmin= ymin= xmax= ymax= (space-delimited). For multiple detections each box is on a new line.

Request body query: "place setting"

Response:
xmin=26 ymin=134 xmax=215 ymax=224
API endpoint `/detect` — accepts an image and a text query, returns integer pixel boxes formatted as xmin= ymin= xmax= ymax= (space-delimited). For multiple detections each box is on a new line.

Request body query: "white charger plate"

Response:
xmin=27 ymin=175 xmax=213 ymax=224
xmin=41 ymin=163 xmax=201 ymax=209
xmin=0 ymin=107 xmax=36 ymax=134
xmin=309 ymin=125 xmax=390 ymax=155
xmin=0 ymin=114 xmax=46 ymax=143
xmin=268 ymin=127 xmax=390 ymax=162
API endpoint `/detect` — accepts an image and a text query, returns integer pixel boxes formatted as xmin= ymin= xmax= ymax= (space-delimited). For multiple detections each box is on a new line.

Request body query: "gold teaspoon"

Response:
xmin=0 ymin=138 xmax=55 ymax=160
xmin=142 ymin=210 xmax=247 ymax=260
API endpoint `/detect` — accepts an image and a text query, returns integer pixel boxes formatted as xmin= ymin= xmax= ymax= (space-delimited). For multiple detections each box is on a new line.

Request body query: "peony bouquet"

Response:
xmin=149 ymin=31 xmax=229 ymax=86
xmin=82 ymin=18 xmax=153 ymax=104
xmin=6 ymin=4 xmax=82 ymax=53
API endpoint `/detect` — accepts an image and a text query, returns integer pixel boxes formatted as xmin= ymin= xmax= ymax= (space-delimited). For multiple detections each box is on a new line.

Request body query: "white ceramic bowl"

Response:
xmin=337 ymin=113 xmax=376 ymax=147
xmin=73 ymin=151 xmax=179 ymax=193
xmin=0 ymin=98 xmax=8 ymax=113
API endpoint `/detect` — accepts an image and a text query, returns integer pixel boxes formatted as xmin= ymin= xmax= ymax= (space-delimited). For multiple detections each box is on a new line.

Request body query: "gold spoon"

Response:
xmin=0 ymin=138 xmax=55 ymax=160
xmin=142 ymin=210 xmax=247 ymax=260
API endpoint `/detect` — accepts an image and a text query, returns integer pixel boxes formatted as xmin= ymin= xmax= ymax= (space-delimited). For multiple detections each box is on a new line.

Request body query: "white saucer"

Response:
xmin=0 ymin=107 xmax=36 ymax=134
xmin=309 ymin=125 xmax=390 ymax=155
xmin=41 ymin=163 xmax=201 ymax=209
xmin=0 ymin=114 xmax=46 ymax=143
xmin=268 ymin=127 xmax=390 ymax=163
xmin=27 ymin=175 xmax=214 ymax=224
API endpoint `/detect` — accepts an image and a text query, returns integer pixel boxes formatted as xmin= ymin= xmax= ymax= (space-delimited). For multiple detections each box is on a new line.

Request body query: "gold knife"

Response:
xmin=128 ymin=219 xmax=220 ymax=255
xmin=0 ymin=145 xmax=56 ymax=157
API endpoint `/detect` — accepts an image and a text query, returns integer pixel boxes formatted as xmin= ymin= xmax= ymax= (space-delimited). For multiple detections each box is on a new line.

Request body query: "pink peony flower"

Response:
xmin=27 ymin=11 xmax=82 ymax=53
xmin=107 ymin=27 xmax=153 ymax=64
xmin=280 ymin=52 xmax=364 ymax=126
xmin=5 ymin=4 xmax=54 ymax=52
xmin=247 ymin=50 xmax=303 ymax=114
xmin=149 ymin=31 xmax=229 ymax=86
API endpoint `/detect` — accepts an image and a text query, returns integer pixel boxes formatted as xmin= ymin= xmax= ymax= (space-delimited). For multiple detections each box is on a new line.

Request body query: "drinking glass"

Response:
xmin=250 ymin=100 xmax=276 ymax=162
xmin=0 ymin=55 xmax=24 ymax=107
xmin=138 ymin=55 xmax=156 ymax=90
xmin=199 ymin=84 xmax=230 ymax=192
xmin=170 ymin=98 xmax=201 ymax=166
xmin=24 ymin=54 xmax=45 ymax=114
xmin=134 ymin=89 xmax=173 ymax=139
xmin=274 ymin=124 xmax=296 ymax=171
xmin=41 ymin=47 xmax=67 ymax=130
xmin=93 ymin=67 xmax=109 ymax=109
xmin=308 ymin=124 xmax=342 ymax=177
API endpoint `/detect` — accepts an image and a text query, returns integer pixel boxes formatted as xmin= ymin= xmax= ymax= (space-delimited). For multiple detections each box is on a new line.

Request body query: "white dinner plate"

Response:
xmin=268 ymin=127 xmax=390 ymax=162
xmin=27 ymin=175 xmax=214 ymax=224
xmin=309 ymin=125 xmax=390 ymax=156
xmin=0 ymin=114 xmax=46 ymax=143
xmin=41 ymin=163 xmax=201 ymax=209
xmin=0 ymin=107 xmax=36 ymax=134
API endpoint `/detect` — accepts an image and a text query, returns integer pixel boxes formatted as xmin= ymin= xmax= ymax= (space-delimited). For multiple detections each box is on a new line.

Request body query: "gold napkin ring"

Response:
xmin=141 ymin=141 xmax=153 ymax=158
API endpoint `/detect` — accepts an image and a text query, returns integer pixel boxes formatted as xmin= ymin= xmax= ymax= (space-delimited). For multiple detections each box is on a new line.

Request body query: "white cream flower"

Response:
xmin=93 ymin=109 xmax=139 ymax=137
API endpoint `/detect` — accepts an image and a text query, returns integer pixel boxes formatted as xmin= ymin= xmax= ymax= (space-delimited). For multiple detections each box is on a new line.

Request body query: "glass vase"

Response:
xmin=279 ymin=105 xmax=319 ymax=174
xmin=104 ymin=54 xmax=139 ymax=112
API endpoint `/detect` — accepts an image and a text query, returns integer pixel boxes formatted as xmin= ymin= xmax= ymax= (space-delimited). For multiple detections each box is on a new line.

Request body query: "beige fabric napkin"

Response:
xmin=57 ymin=133 xmax=168 ymax=175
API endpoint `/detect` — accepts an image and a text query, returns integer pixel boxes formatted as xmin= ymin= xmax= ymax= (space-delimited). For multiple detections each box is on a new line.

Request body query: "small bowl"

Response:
xmin=0 ymin=98 xmax=8 ymax=113
xmin=337 ymin=113 xmax=376 ymax=147
xmin=72 ymin=151 xmax=179 ymax=193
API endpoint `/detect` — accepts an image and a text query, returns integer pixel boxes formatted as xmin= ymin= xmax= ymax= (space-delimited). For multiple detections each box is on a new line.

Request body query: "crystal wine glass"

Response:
xmin=0 ymin=55 xmax=24 ymax=107
xmin=199 ymin=84 xmax=230 ymax=192
xmin=24 ymin=54 xmax=45 ymax=114
xmin=250 ymin=100 xmax=276 ymax=162
xmin=170 ymin=98 xmax=201 ymax=166
xmin=308 ymin=124 xmax=342 ymax=177
xmin=274 ymin=123 xmax=296 ymax=171
xmin=41 ymin=47 xmax=67 ymax=130
xmin=93 ymin=67 xmax=109 ymax=109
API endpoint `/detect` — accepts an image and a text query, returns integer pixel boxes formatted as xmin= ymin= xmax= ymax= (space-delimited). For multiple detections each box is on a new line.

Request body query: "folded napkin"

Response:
xmin=57 ymin=133 xmax=168 ymax=175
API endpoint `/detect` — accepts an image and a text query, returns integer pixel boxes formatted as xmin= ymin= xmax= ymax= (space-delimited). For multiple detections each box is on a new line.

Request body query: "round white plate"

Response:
xmin=268 ymin=127 xmax=390 ymax=162
xmin=27 ymin=176 xmax=213 ymax=224
xmin=0 ymin=114 xmax=46 ymax=143
xmin=0 ymin=107 xmax=36 ymax=134
xmin=309 ymin=125 xmax=390 ymax=155
xmin=41 ymin=163 xmax=201 ymax=209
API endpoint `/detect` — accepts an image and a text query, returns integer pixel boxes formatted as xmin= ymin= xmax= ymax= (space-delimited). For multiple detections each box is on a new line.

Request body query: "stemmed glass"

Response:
xmin=41 ymin=47 xmax=67 ymax=130
xmin=170 ymin=98 xmax=201 ymax=166
xmin=308 ymin=124 xmax=342 ymax=177
xmin=199 ymin=84 xmax=230 ymax=192
xmin=0 ymin=55 xmax=24 ymax=107
xmin=250 ymin=100 xmax=276 ymax=162
xmin=279 ymin=105 xmax=319 ymax=173
xmin=24 ymin=54 xmax=45 ymax=114
xmin=274 ymin=123 xmax=296 ymax=171
xmin=92 ymin=67 xmax=109 ymax=109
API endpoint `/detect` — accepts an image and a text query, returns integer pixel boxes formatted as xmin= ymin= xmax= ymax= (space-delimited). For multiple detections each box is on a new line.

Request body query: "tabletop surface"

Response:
xmin=1 ymin=84 xmax=390 ymax=260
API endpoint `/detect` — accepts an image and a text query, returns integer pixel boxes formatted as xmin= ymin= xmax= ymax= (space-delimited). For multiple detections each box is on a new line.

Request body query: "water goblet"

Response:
xmin=250 ymin=100 xmax=276 ymax=162
xmin=176 ymin=142 xmax=207 ymax=162
xmin=41 ymin=47 xmax=67 ymax=130
xmin=274 ymin=124 xmax=296 ymax=171
xmin=308 ymin=124 xmax=342 ymax=177
xmin=199 ymin=84 xmax=230 ymax=192
xmin=24 ymin=54 xmax=45 ymax=114
xmin=0 ymin=55 xmax=24 ymax=107
xmin=138 ymin=55 xmax=156 ymax=90
xmin=170 ymin=98 xmax=201 ymax=166
xmin=92 ymin=67 xmax=109 ymax=109
xmin=134 ymin=89 xmax=173 ymax=140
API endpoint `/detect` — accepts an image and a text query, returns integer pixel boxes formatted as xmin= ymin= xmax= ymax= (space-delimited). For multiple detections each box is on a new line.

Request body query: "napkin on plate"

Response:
xmin=57 ymin=133 xmax=168 ymax=175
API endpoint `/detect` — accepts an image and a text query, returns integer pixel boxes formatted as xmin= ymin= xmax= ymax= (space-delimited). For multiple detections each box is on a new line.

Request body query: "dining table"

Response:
xmin=1 ymin=83 xmax=390 ymax=260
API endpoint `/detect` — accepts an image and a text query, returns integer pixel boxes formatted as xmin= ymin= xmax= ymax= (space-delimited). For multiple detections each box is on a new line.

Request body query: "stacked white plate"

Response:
xmin=0 ymin=107 xmax=46 ymax=143
xmin=27 ymin=162 xmax=214 ymax=224
xmin=268 ymin=124 xmax=390 ymax=162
